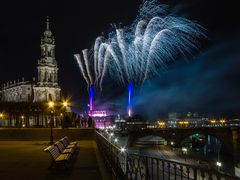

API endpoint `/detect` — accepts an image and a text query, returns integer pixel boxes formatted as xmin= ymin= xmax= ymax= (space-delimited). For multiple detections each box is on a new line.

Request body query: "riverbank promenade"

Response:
xmin=0 ymin=129 xmax=112 ymax=180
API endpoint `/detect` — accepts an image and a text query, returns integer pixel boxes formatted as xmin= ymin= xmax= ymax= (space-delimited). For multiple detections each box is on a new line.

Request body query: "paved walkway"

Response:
xmin=0 ymin=140 xmax=112 ymax=180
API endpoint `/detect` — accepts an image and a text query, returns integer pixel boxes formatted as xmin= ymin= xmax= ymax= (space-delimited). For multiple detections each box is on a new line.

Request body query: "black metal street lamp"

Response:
xmin=48 ymin=101 xmax=54 ymax=145
xmin=62 ymin=101 xmax=68 ymax=129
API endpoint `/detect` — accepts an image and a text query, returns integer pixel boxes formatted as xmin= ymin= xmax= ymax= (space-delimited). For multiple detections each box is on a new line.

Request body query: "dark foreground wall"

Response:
xmin=0 ymin=128 xmax=95 ymax=141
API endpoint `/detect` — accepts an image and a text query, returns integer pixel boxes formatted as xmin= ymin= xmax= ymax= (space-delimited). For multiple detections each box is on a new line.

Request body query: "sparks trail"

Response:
xmin=75 ymin=0 xmax=205 ymax=90
xmin=74 ymin=54 xmax=90 ymax=87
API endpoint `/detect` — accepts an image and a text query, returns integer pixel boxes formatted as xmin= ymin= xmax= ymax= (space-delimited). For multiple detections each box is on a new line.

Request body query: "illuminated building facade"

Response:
xmin=0 ymin=17 xmax=61 ymax=102
xmin=89 ymin=110 xmax=112 ymax=128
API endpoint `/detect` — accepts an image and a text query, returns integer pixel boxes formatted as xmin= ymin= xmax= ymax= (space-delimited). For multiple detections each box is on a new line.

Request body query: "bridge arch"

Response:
xmin=167 ymin=128 xmax=233 ymax=153
xmin=127 ymin=127 xmax=238 ymax=153
xmin=178 ymin=132 xmax=222 ymax=154
xmin=178 ymin=131 xmax=222 ymax=146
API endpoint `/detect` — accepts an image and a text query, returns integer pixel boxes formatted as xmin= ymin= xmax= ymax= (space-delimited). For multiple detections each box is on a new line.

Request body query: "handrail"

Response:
xmin=95 ymin=130 xmax=238 ymax=180
xmin=96 ymin=130 xmax=120 ymax=151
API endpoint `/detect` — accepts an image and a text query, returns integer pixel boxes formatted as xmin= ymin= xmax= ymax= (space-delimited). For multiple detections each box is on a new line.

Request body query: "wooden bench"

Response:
xmin=44 ymin=145 xmax=71 ymax=169
xmin=60 ymin=137 xmax=77 ymax=150
xmin=54 ymin=141 xmax=75 ymax=155
xmin=64 ymin=136 xmax=78 ymax=146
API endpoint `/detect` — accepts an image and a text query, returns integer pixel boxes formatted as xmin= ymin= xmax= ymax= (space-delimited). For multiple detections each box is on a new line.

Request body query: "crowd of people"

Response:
xmin=67 ymin=115 xmax=94 ymax=128
xmin=60 ymin=112 xmax=95 ymax=128
xmin=79 ymin=115 xmax=93 ymax=128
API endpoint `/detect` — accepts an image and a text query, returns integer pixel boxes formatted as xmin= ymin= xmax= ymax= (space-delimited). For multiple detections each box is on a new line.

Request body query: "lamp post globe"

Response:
xmin=63 ymin=102 xmax=68 ymax=107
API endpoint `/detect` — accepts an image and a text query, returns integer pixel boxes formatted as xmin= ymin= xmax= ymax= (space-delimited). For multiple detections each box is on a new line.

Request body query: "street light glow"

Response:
xmin=210 ymin=119 xmax=216 ymax=124
xmin=63 ymin=101 xmax=68 ymax=107
xmin=216 ymin=161 xmax=222 ymax=167
xmin=220 ymin=119 xmax=226 ymax=124
xmin=182 ymin=147 xmax=188 ymax=153
xmin=120 ymin=147 xmax=126 ymax=153
xmin=158 ymin=121 xmax=166 ymax=127
xmin=48 ymin=101 xmax=54 ymax=108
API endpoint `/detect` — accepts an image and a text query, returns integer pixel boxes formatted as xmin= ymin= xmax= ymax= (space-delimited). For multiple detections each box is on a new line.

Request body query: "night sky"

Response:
xmin=0 ymin=0 xmax=239 ymax=118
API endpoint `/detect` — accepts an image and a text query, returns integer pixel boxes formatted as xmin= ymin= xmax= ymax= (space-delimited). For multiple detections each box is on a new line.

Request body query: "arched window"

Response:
xmin=45 ymin=71 xmax=48 ymax=82
xmin=51 ymin=49 xmax=55 ymax=57
xmin=41 ymin=47 xmax=45 ymax=56
xmin=49 ymin=94 xmax=52 ymax=101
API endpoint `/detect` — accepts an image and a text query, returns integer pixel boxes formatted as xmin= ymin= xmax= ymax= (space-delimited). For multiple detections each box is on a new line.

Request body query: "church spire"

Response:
xmin=43 ymin=16 xmax=53 ymax=41
xmin=35 ymin=16 xmax=60 ymax=102
xmin=40 ymin=16 xmax=55 ymax=58
xmin=46 ymin=16 xmax=50 ymax=30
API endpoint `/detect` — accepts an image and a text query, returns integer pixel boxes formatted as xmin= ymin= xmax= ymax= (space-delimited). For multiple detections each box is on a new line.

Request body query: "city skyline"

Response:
xmin=0 ymin=0 xmax=239 ymax=118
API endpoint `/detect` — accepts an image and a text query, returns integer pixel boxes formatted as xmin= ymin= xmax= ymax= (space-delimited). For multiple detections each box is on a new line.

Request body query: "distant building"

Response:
xmin=185 ymin=112 xmax=206 ymax=126
xmin=114 ymin=114 xmax=126 ymax=129
xmin=167 ymin=112 xmax=207 ymax=127
xmin=89 ymin=110 xmax=113 ymax=128
xmin=168 ymin=112 xmax=181 ymax=120
xmin=168 ymin=112 xmax=181 ymax=127
xmin=0 ymin=17 xmax=61 ymax=102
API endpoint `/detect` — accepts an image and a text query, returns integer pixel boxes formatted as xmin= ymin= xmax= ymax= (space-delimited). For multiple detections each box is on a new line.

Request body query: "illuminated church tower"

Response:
xmin=33 ymin=17 xmax=61 ymax=102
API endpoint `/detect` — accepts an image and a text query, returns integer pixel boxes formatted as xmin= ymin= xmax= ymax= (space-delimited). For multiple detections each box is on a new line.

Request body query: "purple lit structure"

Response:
xmin=128 ymin=82 xmax=133 ymax=117
xmin=88 ymin=110 xmax=112 ymax=129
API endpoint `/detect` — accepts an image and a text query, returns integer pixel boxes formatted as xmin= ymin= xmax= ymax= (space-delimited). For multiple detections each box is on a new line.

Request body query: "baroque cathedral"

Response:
xmin=0 ymin=17 xmax=61 ymax=102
